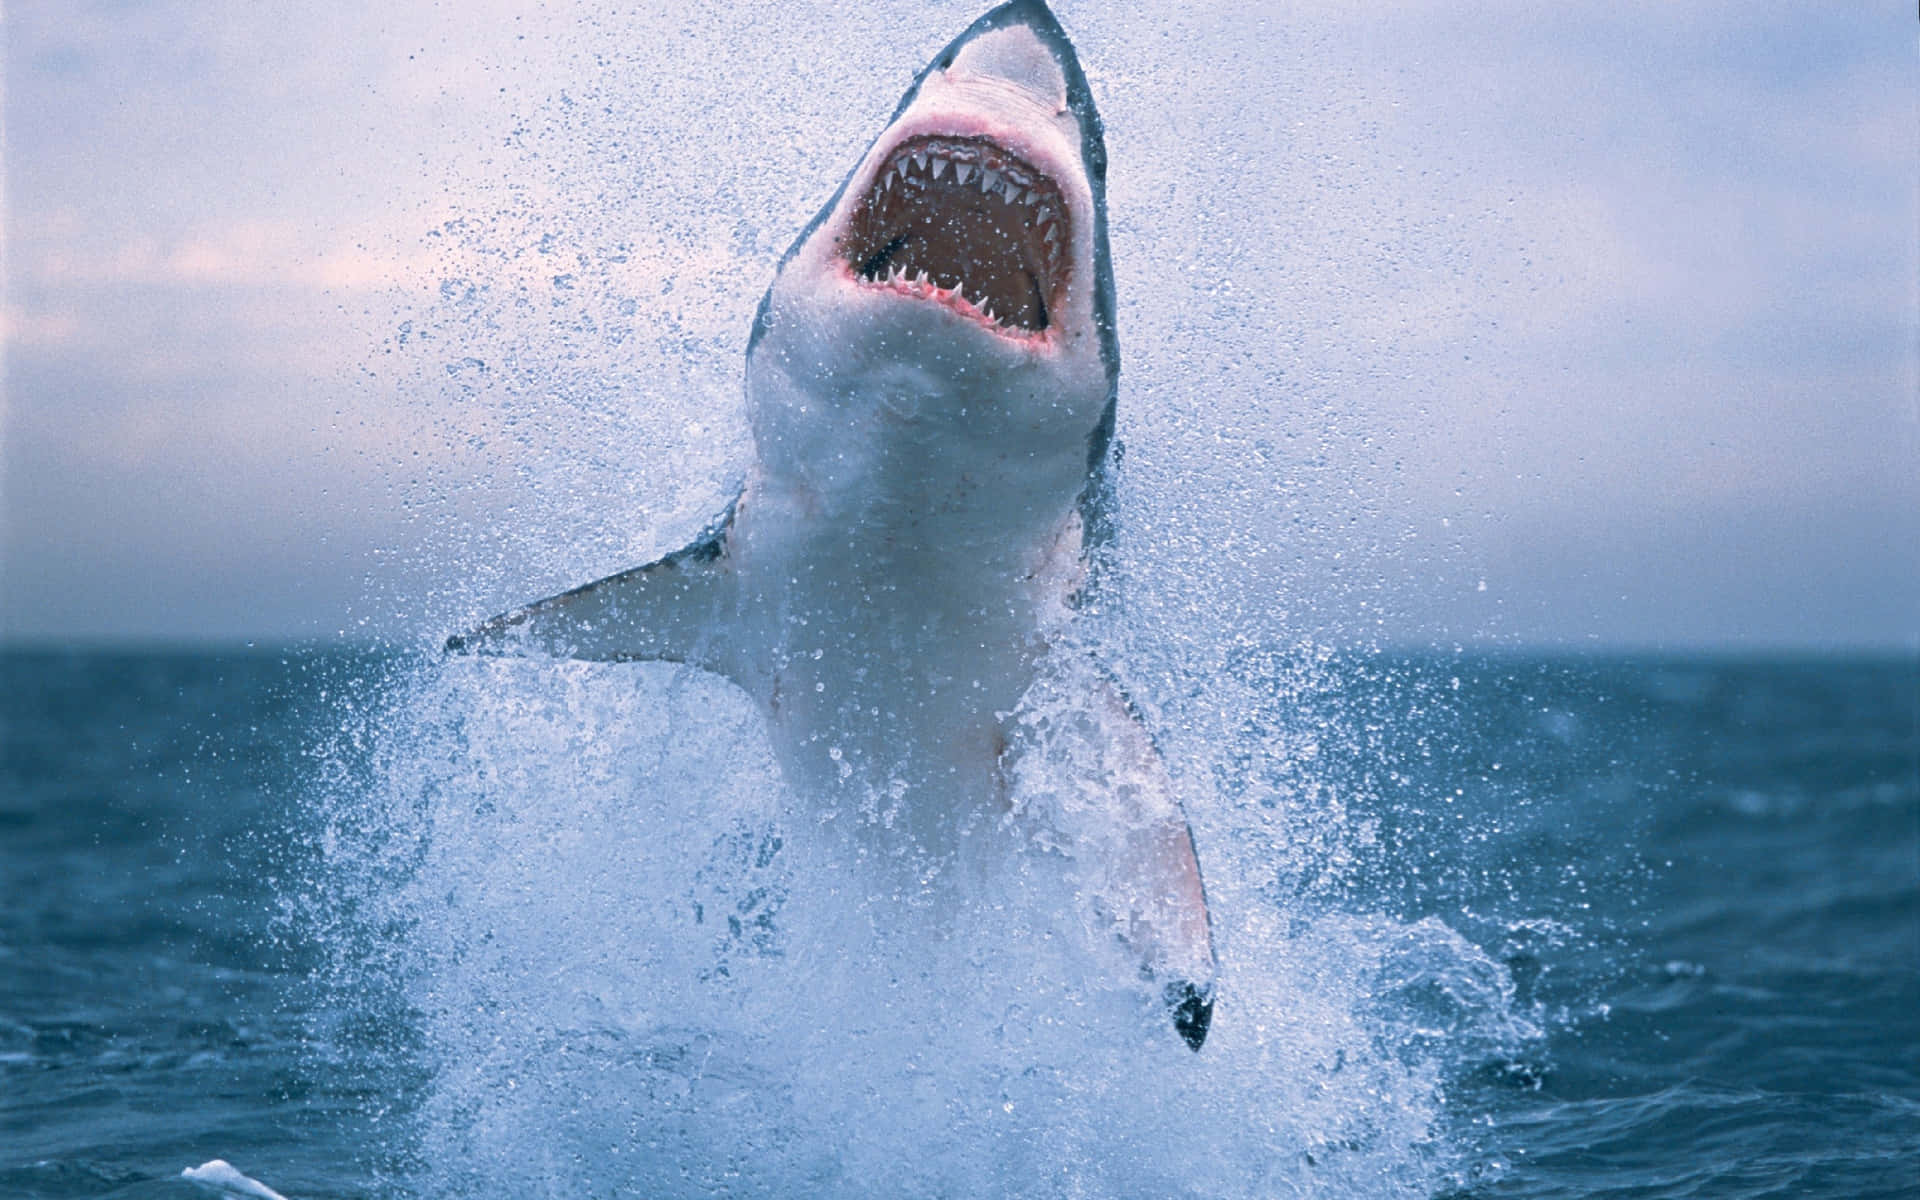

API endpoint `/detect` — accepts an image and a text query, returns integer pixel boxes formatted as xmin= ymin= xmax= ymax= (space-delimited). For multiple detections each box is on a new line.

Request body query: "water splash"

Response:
xmin=303 ymin=643 xmax=1546 ymax=1198
xmin=322 ymin=6 xmax=1553 ymax=1191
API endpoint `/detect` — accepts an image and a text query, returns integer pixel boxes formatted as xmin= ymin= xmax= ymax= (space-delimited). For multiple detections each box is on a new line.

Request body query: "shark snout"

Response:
xmin=940 ymin=5 xmax=1073 ymax=112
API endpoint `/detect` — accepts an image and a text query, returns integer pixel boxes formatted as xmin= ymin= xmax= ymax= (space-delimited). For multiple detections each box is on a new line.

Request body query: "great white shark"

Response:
xmin=447 ymin=0 xmax=1217 ymax=1050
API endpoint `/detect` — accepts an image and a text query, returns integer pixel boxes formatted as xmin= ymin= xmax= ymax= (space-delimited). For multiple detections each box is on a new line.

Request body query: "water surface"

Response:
xmin=2 ymin=649 xmax=1913 ymax=1197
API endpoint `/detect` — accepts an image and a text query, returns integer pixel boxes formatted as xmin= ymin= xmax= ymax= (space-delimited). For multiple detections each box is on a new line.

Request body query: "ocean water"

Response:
xmin=2 ymin=647 xmax=1915 ymax=1198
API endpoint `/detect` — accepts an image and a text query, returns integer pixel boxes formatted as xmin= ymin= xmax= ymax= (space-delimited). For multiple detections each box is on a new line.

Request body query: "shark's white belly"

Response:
xmin=728 ymin=479 xmax=1076 ymax=837
xmin=731 ymin=317 xmax=1095 ymax=827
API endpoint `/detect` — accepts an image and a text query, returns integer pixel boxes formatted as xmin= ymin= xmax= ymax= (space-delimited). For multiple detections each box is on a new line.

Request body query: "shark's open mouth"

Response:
xmin=843 ymin=135 xmax=1069 ymax=335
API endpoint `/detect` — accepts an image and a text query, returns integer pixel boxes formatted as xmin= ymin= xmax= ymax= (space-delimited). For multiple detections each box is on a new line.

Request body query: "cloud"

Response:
xmin=4 ymin=0 xmax=1914 ymax=645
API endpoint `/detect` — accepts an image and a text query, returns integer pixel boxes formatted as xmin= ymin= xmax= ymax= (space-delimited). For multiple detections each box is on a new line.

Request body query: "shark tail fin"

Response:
xmin=444 ymin=496 xmax=740 ymax=674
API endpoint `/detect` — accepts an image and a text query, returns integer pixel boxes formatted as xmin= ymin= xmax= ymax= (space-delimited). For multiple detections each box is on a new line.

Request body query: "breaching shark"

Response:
xmin=447 ymin=0 xmax=1217 ymax=1050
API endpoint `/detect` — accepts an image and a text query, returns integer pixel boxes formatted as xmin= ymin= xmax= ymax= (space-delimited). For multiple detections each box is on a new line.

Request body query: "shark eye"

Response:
xmin=842 ymin=136 xmax=1069 ymax=334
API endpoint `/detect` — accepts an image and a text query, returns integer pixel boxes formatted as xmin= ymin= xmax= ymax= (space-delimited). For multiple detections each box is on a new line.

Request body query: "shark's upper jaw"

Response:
xmin=842 ymin=134 xmax=1069 ymax=337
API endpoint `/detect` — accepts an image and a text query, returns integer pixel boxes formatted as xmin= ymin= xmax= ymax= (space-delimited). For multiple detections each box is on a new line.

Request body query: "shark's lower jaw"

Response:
xmin=842 ymin=135 xmax=1070 ymax=337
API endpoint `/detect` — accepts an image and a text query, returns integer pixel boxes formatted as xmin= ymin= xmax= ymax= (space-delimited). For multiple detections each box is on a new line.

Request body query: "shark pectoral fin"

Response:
xmin=1129 ymin=808 xmax=1218 ymax=1051
xmin=444 ymin=499 xmax=741 ymax=674
xmin=1038 ymin=664 xmax=1219 ymax=1049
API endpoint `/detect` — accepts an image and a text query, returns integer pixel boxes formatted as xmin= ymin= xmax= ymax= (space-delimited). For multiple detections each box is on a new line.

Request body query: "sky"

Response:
xmin=4 ymin=0 xmax=1917 ymax=651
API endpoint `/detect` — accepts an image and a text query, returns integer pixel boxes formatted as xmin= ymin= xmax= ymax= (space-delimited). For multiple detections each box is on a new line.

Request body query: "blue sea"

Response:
xmin=3 ymin=647 xmax=1915 ymax=1198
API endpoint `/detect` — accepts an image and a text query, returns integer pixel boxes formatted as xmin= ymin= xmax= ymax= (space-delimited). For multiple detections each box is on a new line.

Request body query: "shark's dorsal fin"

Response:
xmin=445 ymin=497 xmax=740 ymax=672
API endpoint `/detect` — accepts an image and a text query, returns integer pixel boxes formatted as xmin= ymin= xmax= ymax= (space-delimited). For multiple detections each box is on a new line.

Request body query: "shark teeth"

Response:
xmin=880 ymin=146 xmax=1060 ymax=230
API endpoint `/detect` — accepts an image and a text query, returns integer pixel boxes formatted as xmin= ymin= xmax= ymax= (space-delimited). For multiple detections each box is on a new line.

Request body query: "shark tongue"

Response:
xmin=846 ymin=136 xmax=1067 ymax=333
